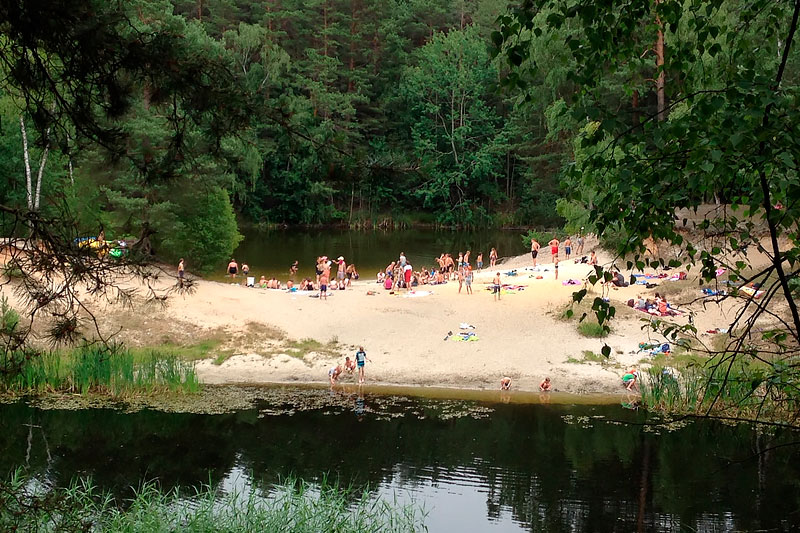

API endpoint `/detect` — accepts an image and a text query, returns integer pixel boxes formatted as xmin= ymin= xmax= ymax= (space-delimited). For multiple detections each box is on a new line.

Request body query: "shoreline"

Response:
xmin=2 ymin=381 xmax=632 ymax=415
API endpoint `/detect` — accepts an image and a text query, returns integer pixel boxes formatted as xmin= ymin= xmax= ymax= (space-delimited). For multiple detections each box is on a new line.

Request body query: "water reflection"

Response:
xmin=1 ymin=390 xmax=799 ymax=532
xmin=218 ymin=227 xmax=527 ymax=281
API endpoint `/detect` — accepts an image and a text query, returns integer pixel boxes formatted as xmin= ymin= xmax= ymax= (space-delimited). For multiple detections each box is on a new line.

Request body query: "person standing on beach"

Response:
xmin=530 ymin=238 xmax=540 ymax=267
xmin=465 ymin=265 xmax=473 ymax=294
xmin=554 ymin=257 xmax=559 ymax=280
xmin=490 ymin=248 xmax=498 ymax=268
xmin=355 ymin=346 xmax=371 ymax=384
xmin=457 ymin=267 xmax=464 ymax=294
xmin=564 ymin=237 xmax=572 ymax=258
xmin=242 ymin=262 xmax=250 ymax=279
xmin=177 ymin=258 xmax=185 ymax=287
xmin=476 ymin=253 xmax=483 ymax=271
xmin=227 ymin=258 xmax=238 ymax=279
xmin=319 ymin=267 xmax=330 ymax=300
xmin=576 ymin=234 xmax=585 ymax=255
xmin=493 ymin=272 xmax=502 ymax=301
xmin=464 ymin=250 xmax=471 ymax=267
xmin=337 ymin=256 xmax=347 ymax=289
xmin=548 ymin=237 xmax=560 ymax=262
xmin=399 ymin=252 xmax=407 ymax=268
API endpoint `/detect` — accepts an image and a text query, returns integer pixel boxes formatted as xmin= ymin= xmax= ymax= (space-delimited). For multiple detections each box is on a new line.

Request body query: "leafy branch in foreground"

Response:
xmin=495 ymin=0 xmax=800 ymax=422
xmin=0 ymin=204 xmax=195 ymax=382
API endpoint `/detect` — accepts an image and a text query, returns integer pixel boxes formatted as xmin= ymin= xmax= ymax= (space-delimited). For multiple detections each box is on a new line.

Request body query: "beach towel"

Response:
xmin=740 ymin=286 xmax=764 ymax=299
xmin=451 ymin=331 xmax=479 ymax=342
xmin=403 ymin=290 xmax=433 ymax=298
xmin=459 ymin=323 xmax=476 ymax=330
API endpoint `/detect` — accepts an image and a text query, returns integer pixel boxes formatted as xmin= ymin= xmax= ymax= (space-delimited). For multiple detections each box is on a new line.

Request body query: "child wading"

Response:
xmin=355 ymin=346 xmax=371 ymax=384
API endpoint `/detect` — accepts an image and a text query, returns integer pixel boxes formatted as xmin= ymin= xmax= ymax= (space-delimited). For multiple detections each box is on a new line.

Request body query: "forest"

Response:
xmin=1 ymin=0 xmax=798 ymax=278
xmin=1 ymin=0 xmax=568 ymax=273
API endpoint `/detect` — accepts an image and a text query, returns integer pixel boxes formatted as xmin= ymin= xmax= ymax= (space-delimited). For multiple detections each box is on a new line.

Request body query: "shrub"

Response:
xmin=577 ymin=321 xmax=609 ymax=338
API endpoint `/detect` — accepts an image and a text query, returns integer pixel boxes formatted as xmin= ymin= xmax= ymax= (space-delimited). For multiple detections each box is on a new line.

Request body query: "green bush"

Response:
xmin=0 ymin=296 xmax=19 ymax=335
xmin=157 ymin=187 xmax=243 ymax=274
xmin=577 ymin=321 xmax=609 ymax=338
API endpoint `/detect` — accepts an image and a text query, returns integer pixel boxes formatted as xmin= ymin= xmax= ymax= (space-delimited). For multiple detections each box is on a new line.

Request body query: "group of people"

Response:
xmin=529 ymin=235 xmax=589 ymax=266
xmin=500 ymin=376 xmax=552 ymax=391
xmin=376 ymin=247 xmax=501 ymax=295
xmin=329 ymin=346 xmax=371 ymax=386
xmin=216 ymin=256 xmax=359 ymax=298
xmin=631 ymin=292 xmax=677 ymax=317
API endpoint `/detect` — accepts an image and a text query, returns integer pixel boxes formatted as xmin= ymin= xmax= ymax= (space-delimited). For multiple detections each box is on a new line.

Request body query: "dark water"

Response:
xmin=2 ymin=388 xmax=800 ymax=532
xmin=212 ymin=228 xmax=527 ymax=281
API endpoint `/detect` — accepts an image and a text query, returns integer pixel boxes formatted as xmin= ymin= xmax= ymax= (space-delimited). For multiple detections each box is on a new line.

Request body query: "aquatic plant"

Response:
xmin=0 ymin=344 xmax=199 ymax=396
xmin=0 ymin=471 xmax=427 ymax=533
xmin=639 ymin=360 xmax=800 ymax=425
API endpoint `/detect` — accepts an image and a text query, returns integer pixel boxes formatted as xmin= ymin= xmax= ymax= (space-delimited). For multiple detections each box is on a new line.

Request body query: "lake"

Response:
xmin=2 ymin=386 xmax=799 ymax=532
xmin=210 ymin=227 xmax=532 ymax=281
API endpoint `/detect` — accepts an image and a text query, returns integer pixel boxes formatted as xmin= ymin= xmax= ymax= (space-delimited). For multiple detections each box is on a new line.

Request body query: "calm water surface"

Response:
xmin=2 ymin=387 xmax=799 ymax=532
xmin=210 ymin=228 xmax=529 ymax=281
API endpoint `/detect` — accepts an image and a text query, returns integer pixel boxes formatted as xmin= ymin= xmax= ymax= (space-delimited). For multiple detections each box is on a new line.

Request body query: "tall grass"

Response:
xmin=0 ymin=345 xmax=200 ymax=396
xmin=0 ymin=471 xmax=427 ymax=533
xmin=639 ymin=362 xmax=800 ymax=422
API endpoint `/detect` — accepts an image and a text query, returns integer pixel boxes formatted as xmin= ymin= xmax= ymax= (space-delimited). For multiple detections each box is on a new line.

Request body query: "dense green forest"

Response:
xmin=2 ymin=0 xmax=799 ymax=281
xmin=1 ymin=0 xmax=571 ymax=273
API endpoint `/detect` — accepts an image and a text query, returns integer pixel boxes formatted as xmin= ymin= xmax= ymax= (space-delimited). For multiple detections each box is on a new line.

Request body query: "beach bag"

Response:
xmin=627 ymin=299 xmax=634 ymax=307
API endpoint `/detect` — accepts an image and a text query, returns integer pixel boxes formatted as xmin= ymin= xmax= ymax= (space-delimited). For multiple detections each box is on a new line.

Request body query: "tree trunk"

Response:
xmin=20 ymin=116 xmax=33 ymax=211
xmin=34 ymin=135 xmax=50 ymax=211
xmin=67 ymin=134 xmax=74 ymax=186
xmin=655 ymin=1 xmax=666 ymax=121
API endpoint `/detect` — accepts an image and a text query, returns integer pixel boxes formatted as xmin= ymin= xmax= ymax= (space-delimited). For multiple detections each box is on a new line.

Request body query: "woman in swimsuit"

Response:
xmin=227 ymin=259 xmax=238 ymax=278
xmin=489 ymin=248 xmax=498 ymax=268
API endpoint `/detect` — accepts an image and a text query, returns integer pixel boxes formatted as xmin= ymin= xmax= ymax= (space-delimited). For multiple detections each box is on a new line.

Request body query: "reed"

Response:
xmin=639 ymin=360 xmax=800 ymax=422
xmin=0 ymin=345 xmax=199 ymax=396
xmin=0 ymin=471 xmax=426 ymax=533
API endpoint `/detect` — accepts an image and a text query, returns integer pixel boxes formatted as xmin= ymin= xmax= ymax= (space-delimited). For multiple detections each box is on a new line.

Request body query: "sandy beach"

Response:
xmin=3 ymin=238 xmax=759 ymax=394
xmin=117 ymin=246 xmax=713 ymax=394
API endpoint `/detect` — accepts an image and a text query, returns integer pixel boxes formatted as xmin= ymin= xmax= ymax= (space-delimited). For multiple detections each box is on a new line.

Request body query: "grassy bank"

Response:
xmin=0 ymin=471 xmax=426 ymax=533
xmin=639 ymin=355 xmax=800 ymax=425
xmin=0 ymin=345 xmax=199 ymax=396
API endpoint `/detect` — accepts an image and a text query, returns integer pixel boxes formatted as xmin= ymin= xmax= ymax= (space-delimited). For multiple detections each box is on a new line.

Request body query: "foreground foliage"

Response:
xmin=496 ymin=0 xmax=800 ymax=423
xmin=0 ymin=472 xmax=426 ymax=533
